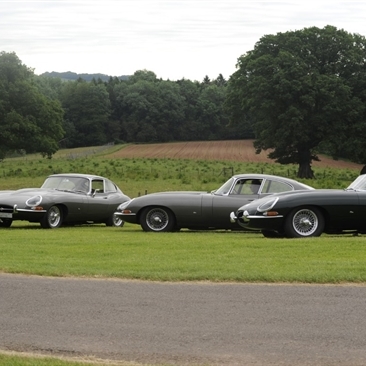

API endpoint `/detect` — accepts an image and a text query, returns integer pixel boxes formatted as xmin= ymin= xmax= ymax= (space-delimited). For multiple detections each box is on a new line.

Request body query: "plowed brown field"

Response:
xmin=109 ymin=140 xmax=362 ymax=171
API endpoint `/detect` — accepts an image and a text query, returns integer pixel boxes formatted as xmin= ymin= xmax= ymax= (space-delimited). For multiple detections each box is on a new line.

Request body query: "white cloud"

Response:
xmin=1 ymin=0 xmax=366 ymax=81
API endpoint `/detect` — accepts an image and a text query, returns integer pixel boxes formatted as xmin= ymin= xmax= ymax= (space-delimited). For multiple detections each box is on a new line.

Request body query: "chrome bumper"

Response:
xmin=229 ymin=211 xmax=237 ymax=223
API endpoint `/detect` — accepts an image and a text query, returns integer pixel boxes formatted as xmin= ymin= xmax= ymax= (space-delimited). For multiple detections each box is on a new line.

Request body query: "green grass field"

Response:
xmin=0 ymin=144 xmax=365 ymax=366
xmin=1 ymin=221 xmax=366 ymax=284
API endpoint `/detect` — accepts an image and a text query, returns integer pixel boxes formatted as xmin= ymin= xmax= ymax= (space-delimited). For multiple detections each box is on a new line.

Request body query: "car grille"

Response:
xmin=0 ymin=205 xmax=13 ymax=213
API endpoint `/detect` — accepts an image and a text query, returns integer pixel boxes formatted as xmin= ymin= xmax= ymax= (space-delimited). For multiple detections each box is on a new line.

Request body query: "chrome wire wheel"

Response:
xmin=112 ymin=214 xmax=124 ymax=227
xmin=146 ymin=207 xmax=169 ymax=231
xmin=292 ymin=208 xmax=319 ymax=236
xmin=48 ymin=206 xmax=62 ymax=228
xmin=140 ymin=207 xmax=176 ymax=232
xmin=41 ymin=205 xmax=63 ymax=228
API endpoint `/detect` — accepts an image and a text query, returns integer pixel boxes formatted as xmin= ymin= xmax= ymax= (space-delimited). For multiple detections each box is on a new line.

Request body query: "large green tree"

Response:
xmin=0 ymin=52 xmax=64 ymax=159
xmin=226 ymin=26 xmax=366 ymax=178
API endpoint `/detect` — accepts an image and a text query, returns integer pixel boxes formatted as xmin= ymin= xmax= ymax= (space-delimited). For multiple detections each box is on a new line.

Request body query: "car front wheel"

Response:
xmin=0 ymin=218 xmax=13 ymax=228
xmin=284 ymin=206 xmax=324 ymax=238
xmin=40 ymin=205 xmax=63 ymax=229
xmin=140 ymin=207 xmax=175 ymax=232
xmin=106 ymin=213 xmax=124 ymax=227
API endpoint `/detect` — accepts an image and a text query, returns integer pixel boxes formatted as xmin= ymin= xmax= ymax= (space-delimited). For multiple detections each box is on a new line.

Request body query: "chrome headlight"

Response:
xmin=117 ymin=199 xmax=133 ymax=211
xmin=26 ymin=195 xmax=43 ymax=207
xmin=257 ymin=197 xmax=279 ymax=212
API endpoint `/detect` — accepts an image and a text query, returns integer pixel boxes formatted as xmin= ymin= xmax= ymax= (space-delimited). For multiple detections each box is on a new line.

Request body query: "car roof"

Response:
xmin=48 ymin=173 xmax=106 ymax=180
xmin=231 ymin=173 xmax=314 ymax=189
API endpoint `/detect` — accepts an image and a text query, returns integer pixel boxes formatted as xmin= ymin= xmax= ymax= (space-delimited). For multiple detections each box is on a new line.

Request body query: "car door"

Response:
xmin=202 ymin=179 xmax=263 ymax=228
xmin=86 ymin=179 xmax=111 ymax=220
xmin=204 ymin=178 xmax=295 ymax=229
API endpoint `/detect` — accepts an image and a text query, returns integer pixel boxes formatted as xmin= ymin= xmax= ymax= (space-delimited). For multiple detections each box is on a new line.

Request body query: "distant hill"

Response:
xmin=40 ymin=71 xmax=130 ymax=82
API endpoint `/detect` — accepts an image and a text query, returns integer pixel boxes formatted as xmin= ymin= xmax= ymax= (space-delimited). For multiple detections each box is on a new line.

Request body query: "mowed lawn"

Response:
xmin=1 ymin=222 xmax=366 ymax=283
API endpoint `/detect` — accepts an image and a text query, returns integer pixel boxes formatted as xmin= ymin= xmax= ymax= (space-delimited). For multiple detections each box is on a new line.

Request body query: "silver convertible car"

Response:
xmin=0 ymin=173 xmax=130 ymax=228
xmin=115 ymin=174 xmax=314 ymax=232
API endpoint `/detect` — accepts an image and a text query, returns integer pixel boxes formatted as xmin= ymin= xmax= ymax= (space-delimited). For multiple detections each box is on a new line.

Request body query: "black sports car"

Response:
xmin=115 ymin=174 xmax=314 ymax=232
xmin=0 ymin=173 xmax=130 ymax=228
xmin=230 ymin=174 xmax=366 ymax=238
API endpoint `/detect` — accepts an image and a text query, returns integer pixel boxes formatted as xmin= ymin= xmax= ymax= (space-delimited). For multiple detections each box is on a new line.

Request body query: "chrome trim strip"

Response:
xmin=14 ymin=208 xmax=47 ymax=213
xmin=247 ymin=215 xmax=284 ymax=219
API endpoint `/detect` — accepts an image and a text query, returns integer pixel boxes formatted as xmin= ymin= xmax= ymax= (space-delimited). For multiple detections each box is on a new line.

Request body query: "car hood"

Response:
xmin=0 ymin=188 xmax=77 ymax=204
xmin=125 ymin=191 xmax=212 ymax=206
xmin=236 ymin=188 xmax=346 ymax=211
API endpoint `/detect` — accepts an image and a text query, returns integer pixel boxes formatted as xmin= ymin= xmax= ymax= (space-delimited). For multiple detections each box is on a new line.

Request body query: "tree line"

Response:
xmin=0 ymin=53 xmax=250 ymax=159
xmin=1 ymin=25 xmax=366 ymax=178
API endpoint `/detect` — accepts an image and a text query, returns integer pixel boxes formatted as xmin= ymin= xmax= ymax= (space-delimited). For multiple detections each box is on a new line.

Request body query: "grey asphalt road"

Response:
xmin=1 ymin=274 xmax=366 ymax=366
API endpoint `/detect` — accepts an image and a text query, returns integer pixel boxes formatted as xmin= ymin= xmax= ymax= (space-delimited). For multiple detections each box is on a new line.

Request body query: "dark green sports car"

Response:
xmin=115 ymin=174 xmax=313 ymax=232
xmin=0 ymin=173 xmax=130 ymax=228
xmin=231 ymin=174 xmax=366 ymax=238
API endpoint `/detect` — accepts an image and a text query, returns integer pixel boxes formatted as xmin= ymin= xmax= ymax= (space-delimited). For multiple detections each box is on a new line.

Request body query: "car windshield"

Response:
xmin=347 ymin=175 xmax=366 ymax=191
xmin=42 ymin=176 xmax=90 ymax=193
xmin=214 ymin=177 xmax=235 ymax=195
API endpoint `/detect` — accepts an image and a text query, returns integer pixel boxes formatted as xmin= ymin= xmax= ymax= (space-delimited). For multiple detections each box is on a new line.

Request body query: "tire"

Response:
xmin=40 ymin=205 xmax=63 ymax=229
xmin=140 ymin=207 xmax=175 ymax=232
xmin=284 ymin=206 xmax=324 ymax=238
xmin=0 ymin=218 xmax=13 ymax=228
xmin=106 ymin=213 xmax=125 ymax=227
xmin=261 ymin=230 xmax=285 ymax=238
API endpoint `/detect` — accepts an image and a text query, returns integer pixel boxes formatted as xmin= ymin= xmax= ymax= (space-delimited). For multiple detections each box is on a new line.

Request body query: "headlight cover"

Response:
xmin=26 ymin=195 xmax=43 ymax=207
xmin=117 ymin=199 xmax=133 ymax=211
xmin=257 ymin=197 xmax=279 ymax=212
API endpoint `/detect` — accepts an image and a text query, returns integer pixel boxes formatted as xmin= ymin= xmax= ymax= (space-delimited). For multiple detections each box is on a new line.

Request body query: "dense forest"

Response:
xmin=2 ymin=25 xmax=366 ymax=178
xmin=16 ymin=60 xmax=251 ymax=150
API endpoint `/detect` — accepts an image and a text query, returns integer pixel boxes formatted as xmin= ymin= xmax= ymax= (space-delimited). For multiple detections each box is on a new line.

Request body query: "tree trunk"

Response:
xmin=297 ymin=163 xmax=314 ymax=179
xmin=297 ymin=149 xmax=315 ymax=179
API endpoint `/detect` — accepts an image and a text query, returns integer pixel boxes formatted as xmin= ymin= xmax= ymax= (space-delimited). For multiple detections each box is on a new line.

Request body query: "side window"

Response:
xmin=263 ymin=180 xmax=293 ymax=194
xmin=105 ymin=180 xmax=117 ymax=193
xmin=231 ymin=179 xmax=262 ymax=195
xmin=91 ymin=180 xmax=104 ymax=194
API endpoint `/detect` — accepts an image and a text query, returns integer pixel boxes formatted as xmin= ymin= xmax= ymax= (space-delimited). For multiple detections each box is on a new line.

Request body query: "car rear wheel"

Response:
xmin=140 ymin=207 xmax=175 ymax=232
xmin=40 ymin=205 xmax=63 ymax=229
xmin=106 ymin=213 xmax=124 ymax=227
xmin=284 ymin=206 xmax=324 ymax=238
xmin=0 ymin=218 xmax=13 ymax=228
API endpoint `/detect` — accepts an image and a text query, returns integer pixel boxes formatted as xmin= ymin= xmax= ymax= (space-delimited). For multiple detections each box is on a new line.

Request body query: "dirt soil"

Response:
xmin=108 ymin=140 xmax=363 ymax=171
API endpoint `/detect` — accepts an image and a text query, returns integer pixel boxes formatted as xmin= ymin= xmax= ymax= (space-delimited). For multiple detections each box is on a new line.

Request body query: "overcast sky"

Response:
xmin=1 ymin=1 xmax=366 ymax=81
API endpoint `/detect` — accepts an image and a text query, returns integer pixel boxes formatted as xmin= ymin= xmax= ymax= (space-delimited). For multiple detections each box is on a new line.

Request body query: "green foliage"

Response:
xmin=33 ymin=68 xmax=249 ymax=151
xmin=226 ymin=26 xmax=366 ymax=178
xmin=0 ymin=52 xmax=64 ymax=159
xmin=59 ymin=80 xmax=111 ymax=147
xmin=0 ymin=145 xmax=359 ymax=197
